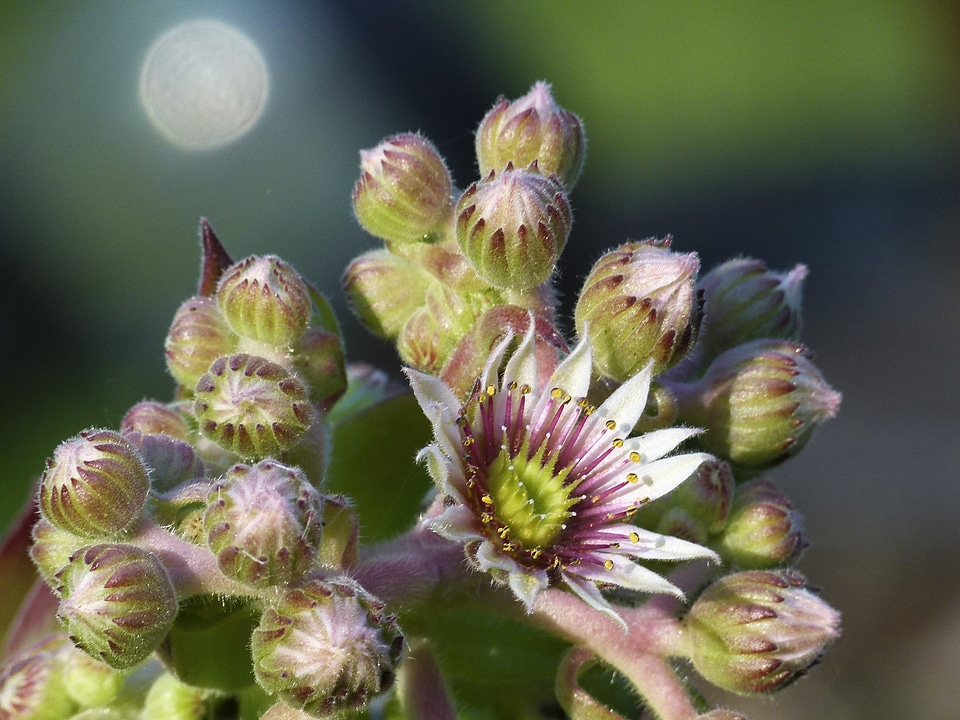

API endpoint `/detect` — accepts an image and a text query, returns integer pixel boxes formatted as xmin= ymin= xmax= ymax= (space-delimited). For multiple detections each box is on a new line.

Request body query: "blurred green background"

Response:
xmin=2 ymin=2 xmax=958 ymax=718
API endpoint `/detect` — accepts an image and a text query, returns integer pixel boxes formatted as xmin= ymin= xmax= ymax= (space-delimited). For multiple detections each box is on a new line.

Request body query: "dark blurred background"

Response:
xmin=1 ymin=2 xmax=958 ymax=718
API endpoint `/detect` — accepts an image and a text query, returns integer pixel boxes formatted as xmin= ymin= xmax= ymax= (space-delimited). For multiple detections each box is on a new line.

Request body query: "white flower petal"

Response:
xmin=404 ymin=368 xmax=462 ymax=459
xmin=423 ymin=504 xmax=483 ymax=543
xmin=502 ymin=321 xmax=538 ymax=391
xmin=613 ymin=452 xmax=711 ymax=506
xmin=547 ymin=337 xmax=593 ymax=398
xmin=416 ymin=444 xmax=453 ymax=493
xmin=561 ymin=574 xmax=628 ymax=631
xmin=623 ymin=427 xmax=702 ymax=464
xmin=591 ymin=362 xmax=653 ymax=435
xmin=479 ymin=332 xmax=516 ymax=395
xmin=577 ymin=555 xmax=683 ymax=598
xmin=507 ymin=568 xmax=550 ymax=613
xmin=590 ymin=524 xmax=719 ymax=563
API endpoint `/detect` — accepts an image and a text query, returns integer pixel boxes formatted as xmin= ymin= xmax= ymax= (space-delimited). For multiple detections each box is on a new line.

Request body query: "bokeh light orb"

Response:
xmin=139 ymin=19 xmax=269 ymax=150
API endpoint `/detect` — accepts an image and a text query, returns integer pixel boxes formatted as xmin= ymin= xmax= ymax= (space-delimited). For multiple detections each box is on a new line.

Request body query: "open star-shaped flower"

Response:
xmin=405 ymin=327 xmax=718 ymax=623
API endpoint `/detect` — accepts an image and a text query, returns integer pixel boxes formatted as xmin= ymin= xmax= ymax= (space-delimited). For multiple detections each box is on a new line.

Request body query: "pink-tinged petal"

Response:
xmin=623 ymin=427 xmax=702 ymax=464
xmin=405 ymin=368 xmax=463 ymax=458
xmin=586 ymin=525 xmax=719 ymax=563
xmin=416 ymin=445 xmax=466 ymax=500
xmin=423 ymin=504 xmax=484 ymax=543
xmin=479 ymin=332 xmax=516 ymax=396
xmin=547 ymin=337 xmax=593 ymax=399
xmin=561 ymin=574 xmax=628 ymax=631
xmin=591 ymin=362 xmax=653 ymax=434
xmin=576 ymin=554 xmax=683 ymax=598
xmin=502 ymin=321 xmax=539 ymax=391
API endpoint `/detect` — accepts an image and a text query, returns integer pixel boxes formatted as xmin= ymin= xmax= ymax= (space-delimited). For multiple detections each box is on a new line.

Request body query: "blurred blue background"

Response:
xmin=1 ymin=2 xmax=958 ymax=718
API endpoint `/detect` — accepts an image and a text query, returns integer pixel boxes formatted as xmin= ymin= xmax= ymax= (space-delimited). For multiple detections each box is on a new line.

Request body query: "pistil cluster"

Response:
xmin=1 ymin=82 xmax=841 ymax=720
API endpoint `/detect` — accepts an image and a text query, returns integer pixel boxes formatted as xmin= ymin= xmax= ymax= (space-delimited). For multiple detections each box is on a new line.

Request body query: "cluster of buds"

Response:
xmin=1 ymin=83 xmax=843 ymax=720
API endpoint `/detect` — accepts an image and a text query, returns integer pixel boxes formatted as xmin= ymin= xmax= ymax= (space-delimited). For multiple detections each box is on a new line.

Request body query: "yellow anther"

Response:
xmin=629 ymin=451 xmax=641 ymax=462
xmin=612 ymin=438 xmax=624 ymax=448
xmin=508 ymin=380 xmax=518 ymax=390
xmin=551 ymin=387 xmax=564 ymax=399
xmin=530 ymin=547 xmax=542 ymax=559
xmin=627 ymin=472 xmax=638 ymax=484
xmin=520 ymin=384 xmax=532 ymax=394
xmin=486 ymin=385 xmax=496 ymax=396
xmin=480 ymin=512 xmax=493 ymax=524
xmin=497 ymin=526 xmax=510 ymax=539
xmin=603 ymin=559 xmax=614 ymax=571
xmin=462 ymin=437 xmax=475 ymax=447
xmin=605 ymin=419 xmax=617 ymax=431
xmin=629 ymin=532 xmax=640 ymax=543
xmin=480 ymin=494 xmax=494 ymax=505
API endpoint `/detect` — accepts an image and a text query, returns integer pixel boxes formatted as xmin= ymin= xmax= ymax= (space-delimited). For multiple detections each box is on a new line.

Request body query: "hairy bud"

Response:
xmin=719 ymin=479 xmax=806 ymax=568
xmin=0 ymin=644 xmax=76 ymax=720
xmin=165 ymin=296 xmax=237 ymax=391
xmin=120 ymin=401 xmax=192 ymax=441
xmin=341 ymin=249 xmax=432 ymax=340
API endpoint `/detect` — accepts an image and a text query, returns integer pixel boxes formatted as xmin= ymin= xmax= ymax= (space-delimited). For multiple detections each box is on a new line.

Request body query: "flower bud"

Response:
xmin=637 ymin=458 xmax=733 ymax=542
xmin=315 ymin=494 xmax=359 ymax=569
xmin=123 ymin=431 xmax=205 ymax=494
xmin=476 ymin=81 xmax=586 ymax=188
xmin=397 ymin=282 xmax=484 ymax=374
xmin=61 ymin=646 xmax=124 ymax=708
xmin=31 ymin=518 xmax=86 ymax=587
xmin=341 ymin=249 xmax=432 ymax=340
xmin=193 ymin=353 xmax=315 ymax=460
xmin=0 ymin=646 xmax=77 ymax=720
xmin=38 ymin=429 xmax=150 ymax=538
xmin=165 ymin=296 xmax=237 ymax=390
xmin=204 ymin=460 xmax=324 ymax=587
xmin=719 ymin=479 xmax=806 ymax=568
xmin=142 ymin=672 xmax=207 ymax=720
xmin=353 ymin=133 xmax=454 ymax=246
xmin=216 ymin=255 xmax=312 ymax=347
xmin=672 ymin=340 xmax=841 ymax=469
xmin=685 ymin=570 xmax=840 ymax=694
xmin=292 ymin=327 xmax=347 ymax=409
xmin=120 ymin=401 xmax=192 ymax=441
xmin=695 ymin=258 xmax=806 ymax=362
xmin=575 ymin=238 xmax=701 ymax=380
xmin=55 ymin=543 xmax=178 ymax=669
xmin=252 ymin=574 xmax=403 ymax=717
xmin=456 ymin=168 xmax=571 ymax=290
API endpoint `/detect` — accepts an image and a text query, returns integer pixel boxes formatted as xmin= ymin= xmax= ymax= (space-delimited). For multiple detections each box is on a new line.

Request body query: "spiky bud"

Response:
xmin=685 ymin=570 xmax=840 ymax=694
xmin=193 ymin=353 xmax=315 ymax=460
xmin=575 ymin=238 xmax=701 ymax=380
xmin=695 ymin=258 xmax=806 ymax=363
xmin=204 ymin=460 xmax=324 ymax=586
xmin=0 ymin=644 xmax=77 ymax=720
xmin=476 ymin=81 xmax=586 ymax=188
xmin=120 ymin=401 xmax=192 ymax=441
xmin=456 ymin=167 xmax=571 ymax=290
xmin=142 ymin=672 xmax=207 ymax=720
xmin=341 ymin=249 xmax=432 ymax=340
xmin=719 ymin=479 xmax=806 ymax=568
xmin=55 ymin=543 xmax=178 ymax=669
xmin=165 ymin=296 xmax=237 ymax=390
xmin=353 ymin=133 xmax=454 ymax=246
xmin=38 ymin=429 xmax=150 ymax=538
xmin=216 ymin=255 xmax=312 ymax=347
xmin=670 ymin=340 xmax=841 ymax=469
xmin=252 ymin=574 xmax=403 ymax=717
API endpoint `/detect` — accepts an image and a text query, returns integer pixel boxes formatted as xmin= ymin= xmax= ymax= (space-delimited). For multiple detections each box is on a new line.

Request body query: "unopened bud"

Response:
xmin=685 ymin=570 xmax=840 ymax=694
xmin=341 ymin=249 xmax=432 ymax=340
xmin=292 ymin=327 xmax=347 ymax=409
xmin=637 ymin=458 xmax=733 ymax=543
xmin=204 ymin=460 xmax=324 ymax=586
xmin=719 ymin=479 xmax=806 ymax=568
xmin=353 ymin=133 xmax=453 ymax=246
xmin=252 ymin=574 xmax=403 ymax=717
xmin=397 ymin=282 xmax=483 ymax=374
xmin=142 ymin=672 xmax=207 ymax=720
xmin=476 ymin=81 xmax=586 ymax=188
xmin=672 ymin=340 xmax=840 ymax=469
xmin=123 ymin=431 xmax=205 ymax=494
xmin=120 ymin=401 xmax=192 ymax=441
xmin=695 ymin=259 xmax=806 ymax=362
xmin=216 ymin=255 xmax=312 ymax=347
xmin=0 ymin=646 xmax=76 ymax=720
xmin=55 ymin=543 xmax=178 ymax=669
xmin=456 ymin=167 xmax=571 ymax=290
xmin=165 ymin=296 xmax=237 ymax=390
xmin=31 ymin=518 xmax=86 ymax=587
xmin=315 ymin=494 xmax=360 ymax=569
xmin=61 ymin=646 xmax=124 ymax=708
xmin=38 ymin=429 xmax=150 ymax=538
xmin=575 ymin=238 xmax=701 ymax=379
xmin=193 ymin=353 xmax=315 ymax=460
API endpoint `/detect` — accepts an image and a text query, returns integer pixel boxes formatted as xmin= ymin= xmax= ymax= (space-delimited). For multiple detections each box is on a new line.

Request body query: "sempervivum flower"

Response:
xmin=405 ymin=327 xmax=718 ymax=623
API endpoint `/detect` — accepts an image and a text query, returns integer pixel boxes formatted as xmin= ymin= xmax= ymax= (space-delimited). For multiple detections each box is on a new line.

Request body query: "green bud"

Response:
xmin=164 ymin=296 xmax=237 ymax=391
xmin=252 ymin=574 xmax=403 ymax=717
xmin=644 ymin=458 xmax=734 ymax=540
xmin=0 ymin=647 xmax=77 ymax=720
xmin=31 ymin=518 xmax=86 ymax=587
xmin=575 ymin=237 xmax=701 ymax=380
xmin=685 ymin=570 xmax=840 ymax=695
xmin=694 ymin=258 xmax=806 ymax=364
xmin=341 ymin=249 xmax=431 ymax=340
xmin=61 ymin=647 xmax=124 ymax=708
xmin=315 ymin=494 xmax=359 ymax=570
xmin=352 ymin=133 xmax=453 ymax=246
xmin=55 ymin=543 xmax=178 ymax=670
xmin=476 ymin=81 xmax=586 ymax=188
xmin=193 ymin=353 xmax=315 ymax=460
xmin=120 ymin=401 xmax=192 ymax=441
xmin=456 ymin=167 xmax=571 ymax=290
xmin=671 ymin=340 xmax=841 ymax=469
xmin=142 ymin=673 xmax=207 ymax=720
xmin=216 ymin=255 xmax=312 ymax=347
xmin=38 ymin=429 xmax=150 ymax=538
xmin=204 ymin=460 xmax=324 ymax=587
xmin=397 ymin=282 xmax=484 ymax=374
xmin=260 ymin=702 xmax=314 ymax=720
xmin=292 ymin=327 xmax=347 ymax=410
xmin=719 ymin=479 xmax=806 ymax=568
